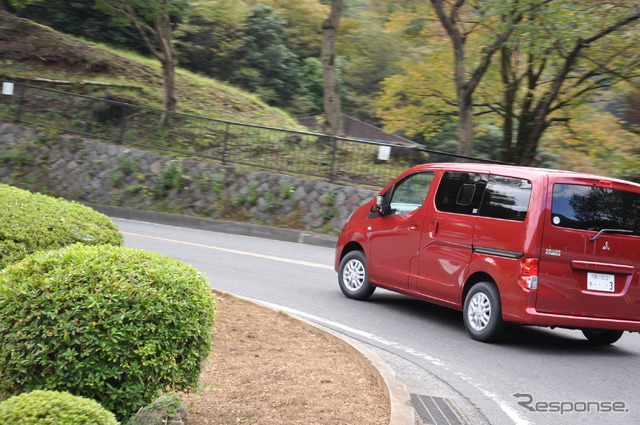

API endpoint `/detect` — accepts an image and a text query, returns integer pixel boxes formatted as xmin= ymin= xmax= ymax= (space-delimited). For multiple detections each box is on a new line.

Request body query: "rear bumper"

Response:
xmin=518 ymin=307 xmax=640 ymax=331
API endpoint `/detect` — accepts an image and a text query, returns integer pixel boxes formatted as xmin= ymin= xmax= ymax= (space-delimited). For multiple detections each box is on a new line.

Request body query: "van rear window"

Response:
xmin=552 ymin=184 xmax=640 ymax=235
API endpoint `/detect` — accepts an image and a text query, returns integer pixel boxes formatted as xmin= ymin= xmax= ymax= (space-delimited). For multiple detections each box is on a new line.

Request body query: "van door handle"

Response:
xmin=409 ymin=222 xmax=420 ymax=231
xmin=429 ymin=220 xmax=439 ymax=237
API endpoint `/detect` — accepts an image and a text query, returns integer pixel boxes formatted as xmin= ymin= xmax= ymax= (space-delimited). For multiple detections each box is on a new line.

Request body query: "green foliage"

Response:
xmin=229 ymin=5 xmax=303 ymax=107
xmin=174 ymin=0 xmax=248 ymax=81
xmin=264 ymin=192 xmax=275 ymax=209
xmin=119 ymin=157 xmax=140 ymax=175
xmin=6 ymin=0 xmax=144 ymax=53
xmin=94 ymin=0 xmax=190 ymax=28
xmin=378 ymin=0 xmax=640 ymax=164
xmin=0 ymin=149 xmax=30 ymax=167
xmin=110 ymin=170 xmax=124 ymax=187
xmin=322 ymin=191 xmax=336 ymax=207
xmin=124 ymin=184 xmax=149 ymax=195
xmin=246 ymin=0 xmax=328 ymax=58
xmin=6 ymin=0 xmax=45 ymax=7
xmin=0 ymin=184 xmax=123 ymax=269
xmin=153 ymin=159 xmax=184 ymax=197
xmin=289 ymin=57 xmax=324 ymax=115
xmin=0 ymin=244 xmax=216 ymax=421
xmin=211 ymin=176 xmax=225 ymax=197
xmin=0 ymin=390 xmax=118 ymax=425
xmin=247 ymin=184 xmax=259 ymax=203
xmin=280 ymin=184 xmax=296 ymax=204
xmin=341 ymin=18 xmax=404 ymax=119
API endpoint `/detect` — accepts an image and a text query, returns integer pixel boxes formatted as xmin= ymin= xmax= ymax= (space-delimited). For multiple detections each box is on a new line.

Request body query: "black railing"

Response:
xmin=0 ymin=80 xmax=503 ymax=187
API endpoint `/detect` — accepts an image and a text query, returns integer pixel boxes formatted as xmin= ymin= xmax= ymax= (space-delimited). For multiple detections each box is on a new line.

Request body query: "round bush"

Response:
xmin=0 ymin=184 xmax=123 ymax=269
xmin=0 ymin=390 xmax=118 ymax=425
xmin=0 ymin=244 xmax=216 ymax=420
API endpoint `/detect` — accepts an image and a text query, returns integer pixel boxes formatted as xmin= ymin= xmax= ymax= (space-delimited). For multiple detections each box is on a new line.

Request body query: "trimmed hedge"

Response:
xmin=0 ymin=390 xmax=118 ymax=425
xmin=0 ymin=244 xmax=216 ymax=420
xmin=0 ymin=184 xmax=123 ymax=269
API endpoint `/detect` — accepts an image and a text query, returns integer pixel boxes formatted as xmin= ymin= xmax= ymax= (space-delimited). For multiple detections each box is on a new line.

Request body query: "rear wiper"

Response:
xmin=589 ymin=228 xmax=634 ymax=242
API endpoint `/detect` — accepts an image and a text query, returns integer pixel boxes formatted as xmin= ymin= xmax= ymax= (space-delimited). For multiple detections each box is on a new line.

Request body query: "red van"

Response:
xmin=335 ymin=163 xmax=640 ymax=344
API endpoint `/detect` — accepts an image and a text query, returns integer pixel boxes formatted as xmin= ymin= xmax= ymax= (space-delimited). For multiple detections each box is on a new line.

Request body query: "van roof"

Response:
xmin=412 ymin=163 xmax=640 ymax=187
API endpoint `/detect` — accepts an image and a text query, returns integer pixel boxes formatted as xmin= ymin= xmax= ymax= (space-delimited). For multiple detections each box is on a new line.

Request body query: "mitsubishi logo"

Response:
xmin=603 ymin=242 xmax=611 ymax=251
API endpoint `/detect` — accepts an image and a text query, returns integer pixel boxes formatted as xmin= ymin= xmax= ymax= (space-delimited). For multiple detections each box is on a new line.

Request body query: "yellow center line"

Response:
xmin=121 ymin=231 xmax=334 ymax=270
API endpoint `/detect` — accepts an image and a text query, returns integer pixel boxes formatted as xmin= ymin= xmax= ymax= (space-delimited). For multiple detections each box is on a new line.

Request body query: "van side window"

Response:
xmin=388 ymin=172 xmax=435 ymax=215
xmin=551 ymin=184 xmax=640 ymax=235
xmin=435 ymin=172 xmax=487 ymax=215
xmin=479 ymin=176 xmax=532 ymax=221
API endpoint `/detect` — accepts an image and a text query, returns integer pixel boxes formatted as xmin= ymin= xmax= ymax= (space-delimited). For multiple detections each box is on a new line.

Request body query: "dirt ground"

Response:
xmin=180 ymin=292 xmax=390 ymax=425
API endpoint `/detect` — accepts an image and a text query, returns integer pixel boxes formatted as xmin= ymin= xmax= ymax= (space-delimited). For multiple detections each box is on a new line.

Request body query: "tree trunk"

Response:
xmin=321 ymin=0 xmax=344 ymax=137
xmin=499 ymin=46 xmax=516 ymax=163
xmin=457 ymin=87 xmax=474 ymax=158
xmin=430 ymin=0 xmax=530 ymax=160
xmin=96 ymin=1 xmax=181 ymax=123
xmin=154 ymin=13 xmax=177 ymax=122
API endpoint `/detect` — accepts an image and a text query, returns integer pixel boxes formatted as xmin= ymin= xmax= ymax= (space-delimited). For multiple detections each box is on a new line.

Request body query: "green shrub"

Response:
xmin=0 ymin=184 xmax=123 ymax=269
xmin=0 ymin=390 xmax=119 ymax=425
xmin=0 ymin=244 xmax=217 ymax=421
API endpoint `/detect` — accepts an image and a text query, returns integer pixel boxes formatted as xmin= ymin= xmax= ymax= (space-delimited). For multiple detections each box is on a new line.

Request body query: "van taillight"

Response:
xmin=518 ymin=258 xmax=539 ymax=290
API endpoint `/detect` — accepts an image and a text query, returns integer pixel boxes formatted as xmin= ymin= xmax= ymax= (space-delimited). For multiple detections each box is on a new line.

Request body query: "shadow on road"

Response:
xmin=360 ymin=290 xmax=639 ymax=356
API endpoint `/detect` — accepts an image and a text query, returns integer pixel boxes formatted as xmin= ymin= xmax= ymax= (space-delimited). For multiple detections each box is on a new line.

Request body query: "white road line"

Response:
xmin=121 ymin=231 xmax=334 ymax=270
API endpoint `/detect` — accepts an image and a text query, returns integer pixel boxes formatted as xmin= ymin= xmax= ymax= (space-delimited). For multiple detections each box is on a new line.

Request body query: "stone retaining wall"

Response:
xmin=0 ymin=122 xmax=379 ymax=234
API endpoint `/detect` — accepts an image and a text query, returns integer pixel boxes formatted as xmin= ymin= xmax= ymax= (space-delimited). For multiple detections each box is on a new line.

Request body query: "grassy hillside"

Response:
xmin=0 ymin=10 xmax=301 ymax=129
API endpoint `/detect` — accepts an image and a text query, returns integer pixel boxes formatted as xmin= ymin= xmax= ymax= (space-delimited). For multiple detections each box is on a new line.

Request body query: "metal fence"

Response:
xmin=0 ymin=80 xmax=501 ymax=187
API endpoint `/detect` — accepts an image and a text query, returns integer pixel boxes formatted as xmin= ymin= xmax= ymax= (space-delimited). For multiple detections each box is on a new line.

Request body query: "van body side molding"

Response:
xmin=473 ymin=246 xmax=524 ymax=259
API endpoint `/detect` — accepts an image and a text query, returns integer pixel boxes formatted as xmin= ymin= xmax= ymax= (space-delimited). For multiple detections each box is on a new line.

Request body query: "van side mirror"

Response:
xmin=375 ymin=195 xmax=387 ymax=215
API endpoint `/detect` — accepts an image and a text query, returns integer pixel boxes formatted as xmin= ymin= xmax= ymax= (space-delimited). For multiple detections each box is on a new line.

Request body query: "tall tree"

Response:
xmin=321 ymin=0 xmax=344 ymax=136
xmin=95 ymin=0 xmax=186 ymax=119
xmin=378 ymin=0 xmax=640 ymax=164
xmin=231 ymin=5 xmax=303 ymax=107
xmin=245 ymin=0 xmax=329 ymax=59
xmin=174 ymin=0 xmax=249 ymax=81
xmin=341 ymin=18 xmax=404 ymax=122
xmin=427 ymin=0 xmax=542 ymax=158
xmin=497 ymin=5 xmax=640 ymax=164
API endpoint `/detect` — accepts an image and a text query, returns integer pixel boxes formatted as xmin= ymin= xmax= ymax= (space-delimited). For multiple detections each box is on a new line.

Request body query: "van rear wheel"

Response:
xmin=581 ymin=329 xmax=623 ymax=345
xmin=338 ymin=251 xmax=375 ymax=300
xmin=463 ymin=282 xmax=504 ymax=342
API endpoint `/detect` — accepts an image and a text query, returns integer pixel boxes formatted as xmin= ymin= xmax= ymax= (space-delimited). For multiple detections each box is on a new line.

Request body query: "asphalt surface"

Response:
xmin=94 ymin=204 xmax=640 ymax=425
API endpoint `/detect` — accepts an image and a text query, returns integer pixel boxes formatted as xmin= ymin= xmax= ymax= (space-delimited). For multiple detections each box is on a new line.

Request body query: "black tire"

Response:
xmin=463 ymin=281 xmax=504 ymax=342
xmin=338 ymin=251 xmax=376 ymax=300
xmin=581 ymin=329 xmax=624 ymax=346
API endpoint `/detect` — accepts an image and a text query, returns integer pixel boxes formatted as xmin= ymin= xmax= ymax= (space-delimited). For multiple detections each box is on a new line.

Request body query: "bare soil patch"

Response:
xmin=180 ymin=292 xmax=390 ymax=424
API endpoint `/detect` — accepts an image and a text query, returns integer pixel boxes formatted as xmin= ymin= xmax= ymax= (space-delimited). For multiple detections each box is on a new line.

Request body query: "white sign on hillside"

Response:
xmin=2 ymin=82 xmax=14 ymax=96
xmin=377 ymin=145 xmax=391 ymax=161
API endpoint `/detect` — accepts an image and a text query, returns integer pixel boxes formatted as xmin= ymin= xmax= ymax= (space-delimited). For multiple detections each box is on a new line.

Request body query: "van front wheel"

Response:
xmin=338 ymin=251 xmax=375 ymax=300
xmin=463 ymin=282 xmax=504 ymax=342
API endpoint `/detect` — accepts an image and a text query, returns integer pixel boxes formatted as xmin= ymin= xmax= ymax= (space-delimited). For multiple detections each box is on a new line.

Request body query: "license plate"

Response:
xmin=587 ymin=272 xmax=615 ymax=292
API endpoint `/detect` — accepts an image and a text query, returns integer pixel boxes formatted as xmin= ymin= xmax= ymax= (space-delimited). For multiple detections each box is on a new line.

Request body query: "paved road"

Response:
xmin=113 ymin=216 xmax=640 ymax=425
